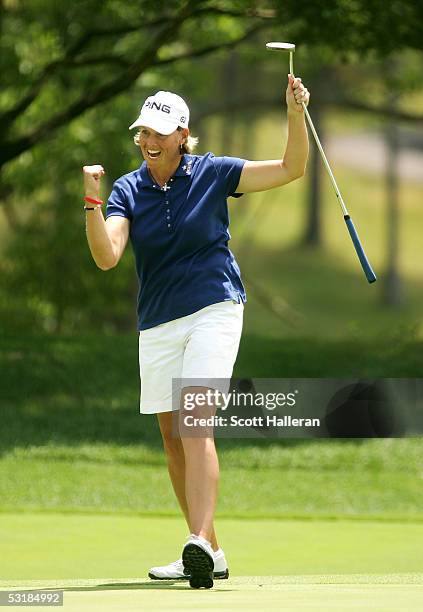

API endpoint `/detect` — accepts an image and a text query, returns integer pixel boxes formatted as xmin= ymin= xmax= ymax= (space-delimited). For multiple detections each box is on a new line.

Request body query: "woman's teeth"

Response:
xmin=147 ymin=150 xmax=161 ymax=158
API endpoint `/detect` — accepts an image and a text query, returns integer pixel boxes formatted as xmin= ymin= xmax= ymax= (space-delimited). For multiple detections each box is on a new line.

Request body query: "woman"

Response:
xmin=83 ymin=75 xmax=309 ymax=589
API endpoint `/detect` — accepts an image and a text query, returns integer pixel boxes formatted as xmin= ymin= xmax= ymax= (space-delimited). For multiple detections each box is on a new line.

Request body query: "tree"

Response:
xmin=0 ymin=0 xmax=272 ymax=172
xmin=1 ymin=0 xmax=422 ymax=174
xmin=1 ymin=0 xmax=422 ymax=333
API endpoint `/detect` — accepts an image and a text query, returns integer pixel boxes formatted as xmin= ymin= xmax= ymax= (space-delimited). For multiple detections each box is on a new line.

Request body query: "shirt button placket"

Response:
xmin=164 ymin=193 xmax=172 ymax=232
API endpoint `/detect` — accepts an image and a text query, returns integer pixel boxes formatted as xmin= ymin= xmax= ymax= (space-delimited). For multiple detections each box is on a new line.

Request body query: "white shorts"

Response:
xmin=138 ymin=300 xmax=244 ymax=414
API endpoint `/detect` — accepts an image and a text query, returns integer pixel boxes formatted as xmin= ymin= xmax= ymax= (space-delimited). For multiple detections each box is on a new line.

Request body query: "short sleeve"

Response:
xmin=213 ymin=156 xmax=246 ymax=198
xmin=106 ymin=181 xmax=132 ymax=221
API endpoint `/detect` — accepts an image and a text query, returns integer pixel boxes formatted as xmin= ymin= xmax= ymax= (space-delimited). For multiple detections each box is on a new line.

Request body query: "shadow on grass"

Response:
xmin=62 ymin=581 xmax=207 ymax=592
xmin=14 ymin=581 xmax=233 ymax=592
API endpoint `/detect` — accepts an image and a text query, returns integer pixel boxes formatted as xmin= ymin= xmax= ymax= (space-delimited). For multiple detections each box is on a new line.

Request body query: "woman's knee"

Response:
xmin=181 ymin=435 xmax=216 ymax=457
xmin=157 ymin=413 xmax=184 ymax=460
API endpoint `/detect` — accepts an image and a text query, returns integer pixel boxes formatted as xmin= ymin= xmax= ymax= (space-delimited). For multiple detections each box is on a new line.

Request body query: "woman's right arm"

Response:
xmin=83 ymin=165 xmax=130 ymax=271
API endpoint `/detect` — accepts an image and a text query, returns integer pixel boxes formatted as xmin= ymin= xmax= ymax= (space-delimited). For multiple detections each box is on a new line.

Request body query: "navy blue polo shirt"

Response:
xmin=106 ymin=152 xmax=247 ymax=330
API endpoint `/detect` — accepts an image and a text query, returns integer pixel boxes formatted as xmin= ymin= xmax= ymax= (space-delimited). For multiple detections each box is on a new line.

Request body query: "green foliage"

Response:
xmin=0 ymin=104 xmax=140 ymax=332
xmin=1 ymin=0 xmax=421 ymax=165
xmin=275 ymin=0 xmax=423 ymax=57
xmin=0 ymin=0 xmax=422 ymax=334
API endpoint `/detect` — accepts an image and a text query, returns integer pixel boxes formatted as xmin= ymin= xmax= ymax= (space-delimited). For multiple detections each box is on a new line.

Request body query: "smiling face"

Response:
xmin=138 ymin=126 xmax=188 ymax=169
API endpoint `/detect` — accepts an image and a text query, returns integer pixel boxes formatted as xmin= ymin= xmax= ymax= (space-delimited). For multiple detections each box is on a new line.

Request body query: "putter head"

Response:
xmin=266 ymin=42 xmax=296 ymax=52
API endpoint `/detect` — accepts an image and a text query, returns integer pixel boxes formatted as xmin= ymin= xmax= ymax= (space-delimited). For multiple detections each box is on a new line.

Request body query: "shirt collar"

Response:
xmin=175 ymin=155 xmax=194 ymax=176
xmin=138 ymin=154 xmax=194 ymax=188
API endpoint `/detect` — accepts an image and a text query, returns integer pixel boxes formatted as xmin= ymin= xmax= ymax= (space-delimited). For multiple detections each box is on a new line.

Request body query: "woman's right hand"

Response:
xmin=82 ymin=164 xmax=105 ymax=198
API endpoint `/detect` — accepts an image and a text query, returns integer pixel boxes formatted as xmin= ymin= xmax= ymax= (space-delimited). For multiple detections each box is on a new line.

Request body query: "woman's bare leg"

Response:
xmin=179 ymin=387 xmax=219 ymax=545
xmin=157 ymin=410 xmax=219 ymax=550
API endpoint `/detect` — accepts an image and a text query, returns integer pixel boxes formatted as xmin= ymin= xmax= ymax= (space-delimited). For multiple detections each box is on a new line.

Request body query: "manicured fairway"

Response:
xmin=1 ymin=575 xmax=422 ymax=611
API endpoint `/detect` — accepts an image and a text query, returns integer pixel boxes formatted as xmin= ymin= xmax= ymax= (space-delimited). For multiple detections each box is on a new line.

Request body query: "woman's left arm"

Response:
xmin=237 ymin=75 xmax=310 ymax=193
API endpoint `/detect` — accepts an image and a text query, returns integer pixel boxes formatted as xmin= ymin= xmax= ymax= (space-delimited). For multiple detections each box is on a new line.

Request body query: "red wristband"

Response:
xmin=84 ymin=196 xmax=103 ymax=205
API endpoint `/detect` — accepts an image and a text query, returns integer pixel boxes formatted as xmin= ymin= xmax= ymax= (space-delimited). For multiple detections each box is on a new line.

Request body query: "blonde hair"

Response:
xmin=133 ymin=128 xmax=199 ymax=154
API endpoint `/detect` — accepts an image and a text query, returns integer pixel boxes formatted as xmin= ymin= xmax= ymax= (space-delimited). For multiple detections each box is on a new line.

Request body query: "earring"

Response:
xmin=179 ymin=142 xmax=184 ymax=154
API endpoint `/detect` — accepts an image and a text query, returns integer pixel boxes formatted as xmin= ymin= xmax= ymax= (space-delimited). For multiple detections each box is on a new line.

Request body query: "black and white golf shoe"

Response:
xmin=149 ymin=548 xmax=229 ymax=581
xmin=182 ymin=534 xmax=215 ymax=589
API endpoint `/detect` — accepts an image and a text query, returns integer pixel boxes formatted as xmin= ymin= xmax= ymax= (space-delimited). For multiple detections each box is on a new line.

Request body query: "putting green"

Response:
xmin=1 ymin=513 xmax=423 ymax=579
xmin=1 ymin=513 xmax=423 ymax=610
xmin=1 ymin=576 xmax=422 ymax=611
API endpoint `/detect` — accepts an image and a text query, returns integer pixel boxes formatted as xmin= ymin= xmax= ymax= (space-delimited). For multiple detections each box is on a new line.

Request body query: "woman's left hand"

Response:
xmin=286 ymin=74 xmax=310 ymax=113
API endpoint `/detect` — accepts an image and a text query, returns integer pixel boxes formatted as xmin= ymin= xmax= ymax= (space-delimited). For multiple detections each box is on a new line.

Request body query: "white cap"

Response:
xmin=129 ymin=91 xmax=189 ymax=134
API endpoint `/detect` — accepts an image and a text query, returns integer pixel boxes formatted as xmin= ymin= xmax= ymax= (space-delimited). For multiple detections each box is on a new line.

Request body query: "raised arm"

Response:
xmin=237 ymin=74 xmax=310 ymax=193
xmin=83 ymin=165 xmax=130 ymax=270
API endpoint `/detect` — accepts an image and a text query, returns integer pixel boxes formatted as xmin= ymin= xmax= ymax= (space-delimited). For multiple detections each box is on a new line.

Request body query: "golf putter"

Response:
xmin=266 ymin=42 xmax=377 ymax=284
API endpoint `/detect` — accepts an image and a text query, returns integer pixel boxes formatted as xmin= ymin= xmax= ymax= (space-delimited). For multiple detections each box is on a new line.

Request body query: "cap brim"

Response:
xmin=128 ymin=112 xmax=178 ymax=135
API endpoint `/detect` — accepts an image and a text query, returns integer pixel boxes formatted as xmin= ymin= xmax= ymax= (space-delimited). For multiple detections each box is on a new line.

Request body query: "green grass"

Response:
xmin=1 ymin=456 xmax=422 ymax=519
xmin=1 ymin=332 xmax=422 ymax=517
xmin=1 ymin=515 xmax=423 ymax=611
xmin=1 ymin=578 xmax=423 ymax=612
xmin=1 ymin=514 xmax=423 ymax=579
xmin=1 ymin=109 xmax=422 ymax=610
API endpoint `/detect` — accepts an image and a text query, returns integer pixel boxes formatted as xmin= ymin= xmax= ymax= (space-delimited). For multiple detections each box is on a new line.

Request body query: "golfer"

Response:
xmin=82 ymin=74 xmax=309 ymax=589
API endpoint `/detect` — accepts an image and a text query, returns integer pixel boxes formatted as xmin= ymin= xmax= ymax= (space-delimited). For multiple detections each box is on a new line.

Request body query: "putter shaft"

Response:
xmin=287 ymin=46 xmax=376 ymax=283
xmin=290 ymin=54 xmax=348 ymax=216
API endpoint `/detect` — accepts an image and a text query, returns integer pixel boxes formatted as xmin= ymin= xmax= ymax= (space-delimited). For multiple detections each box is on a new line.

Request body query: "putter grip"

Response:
xmin=344 ymin=216 xmax=377 ymax=284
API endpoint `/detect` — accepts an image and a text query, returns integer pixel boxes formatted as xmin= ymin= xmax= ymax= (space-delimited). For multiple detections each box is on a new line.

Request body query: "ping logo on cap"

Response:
xmin=145 ymin=101 xmax=171 ymax=114
xmin=129 ymin=91 xmax=189 ymax=132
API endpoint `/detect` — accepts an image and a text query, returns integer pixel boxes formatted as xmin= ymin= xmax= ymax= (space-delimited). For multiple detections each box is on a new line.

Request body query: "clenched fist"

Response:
xmin=286 ymin=74 xmax=310 ymax=114
xmin=82 ymin=164 xmax=105 ymax=198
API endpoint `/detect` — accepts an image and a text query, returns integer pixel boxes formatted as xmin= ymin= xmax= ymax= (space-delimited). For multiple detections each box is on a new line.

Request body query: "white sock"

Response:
xmin=190 ymin=534 xmax=212 ymax=547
